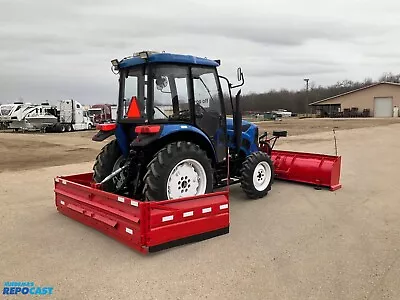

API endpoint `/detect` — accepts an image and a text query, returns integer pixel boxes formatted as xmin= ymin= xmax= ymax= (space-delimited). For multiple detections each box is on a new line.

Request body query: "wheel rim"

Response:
xmin=166 ymin=159 xmax=207 ymax=199
xmin=252 ymin=161 xmax=272 ymax=191
xmin=112 ymin=155 xmax=127 ymax=190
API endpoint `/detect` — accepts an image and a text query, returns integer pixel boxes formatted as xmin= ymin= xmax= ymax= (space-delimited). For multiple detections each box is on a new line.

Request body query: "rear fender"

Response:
xmin=92 ymin=123 xmax=130 ymax=157
xmin=92 ymin=123 xmax=117 ymax=142
xmin=160 ymin=125 xmax=217 ymax=163
xmin=92 ymin=129 xmax=115 ymax=142
xmin=131 ymin=124 xmax=217 ymax=164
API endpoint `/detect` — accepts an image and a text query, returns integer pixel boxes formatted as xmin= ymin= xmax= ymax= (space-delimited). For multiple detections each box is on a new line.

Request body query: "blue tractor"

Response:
xmin=92 ymin=51 xmax=281 ymax=201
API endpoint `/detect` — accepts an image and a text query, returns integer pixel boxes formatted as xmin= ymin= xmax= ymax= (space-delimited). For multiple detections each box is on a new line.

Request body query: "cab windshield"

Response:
xmin=88 ymin=108 xmax=102 ymax=116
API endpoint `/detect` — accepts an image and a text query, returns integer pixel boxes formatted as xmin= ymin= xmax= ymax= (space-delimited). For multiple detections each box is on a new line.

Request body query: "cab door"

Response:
xmin=192 ymin=67 xmax=226 ymax=162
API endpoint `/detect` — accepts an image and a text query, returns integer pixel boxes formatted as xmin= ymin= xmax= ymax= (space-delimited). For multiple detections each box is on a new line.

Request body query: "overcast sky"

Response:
xmin=1 ymin=0 xmax=400 ymax=105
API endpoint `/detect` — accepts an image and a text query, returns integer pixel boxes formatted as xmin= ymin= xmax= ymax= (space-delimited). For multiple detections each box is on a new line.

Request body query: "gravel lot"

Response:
xmin=1 ymin=119 xmax=400 ymax=299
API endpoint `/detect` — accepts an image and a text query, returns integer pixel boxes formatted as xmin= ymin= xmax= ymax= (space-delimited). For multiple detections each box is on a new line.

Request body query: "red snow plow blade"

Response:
xmin=271 ymin=150 xmax=342 ymax=191
xmin=54 ymin=173 xmax=229 ymax=254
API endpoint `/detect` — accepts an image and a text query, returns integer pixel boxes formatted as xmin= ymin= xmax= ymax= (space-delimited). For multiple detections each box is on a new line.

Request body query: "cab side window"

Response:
xmin=192 ymin=67 xmax=221 ymax=114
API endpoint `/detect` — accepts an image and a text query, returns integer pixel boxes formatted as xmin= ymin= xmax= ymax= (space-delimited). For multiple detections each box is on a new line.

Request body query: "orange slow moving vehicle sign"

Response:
xmin=127 ymin=96 xmax=141 ymax=118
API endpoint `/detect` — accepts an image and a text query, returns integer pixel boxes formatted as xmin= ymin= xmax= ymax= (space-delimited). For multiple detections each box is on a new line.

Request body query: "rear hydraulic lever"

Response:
xmin=99 ymin=152 xmax=136 ymax=194
xmin=100 ymin=164 xmax=129 ymax=185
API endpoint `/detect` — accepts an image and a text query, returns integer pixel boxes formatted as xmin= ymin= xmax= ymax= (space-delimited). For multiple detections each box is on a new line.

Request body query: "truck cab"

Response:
xmin=59 ymin=99 xmax=93 ymax=130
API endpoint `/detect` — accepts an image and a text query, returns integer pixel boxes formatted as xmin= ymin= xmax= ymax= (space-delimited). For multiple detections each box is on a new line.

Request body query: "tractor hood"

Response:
xmin=226 ymin=117 xmax=254 ymax=132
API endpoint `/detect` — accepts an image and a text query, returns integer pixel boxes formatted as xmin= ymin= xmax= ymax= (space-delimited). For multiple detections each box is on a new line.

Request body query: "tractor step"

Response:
xmin=54 ymin=173 xmax=229 ymax=254
xmin=271 ymin=150 xmax=342 ymax=191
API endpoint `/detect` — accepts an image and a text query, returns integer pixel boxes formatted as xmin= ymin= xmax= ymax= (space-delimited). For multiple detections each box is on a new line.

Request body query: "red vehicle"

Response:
xmin=88 ymin=104 xmax=117 ymax=125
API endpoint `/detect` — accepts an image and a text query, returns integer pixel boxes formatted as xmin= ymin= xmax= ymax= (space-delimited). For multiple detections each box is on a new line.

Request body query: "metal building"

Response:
xmin=310 ymin=82 xmax=400 ymax=117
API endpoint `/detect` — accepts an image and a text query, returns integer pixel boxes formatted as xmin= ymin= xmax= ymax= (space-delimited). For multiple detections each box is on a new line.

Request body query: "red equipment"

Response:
xmin=54 ymin=173 xmax=229 ymax=254
xmin=54 ymin=149 xmax=341 ymax=254
xmin=271 ymin=150 xmax=342 ymax=191
xmin=258 ymin=131 xmax=342 ymax=191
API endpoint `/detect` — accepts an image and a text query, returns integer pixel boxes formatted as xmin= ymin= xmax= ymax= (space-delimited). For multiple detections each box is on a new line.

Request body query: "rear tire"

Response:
xmin=143 ymin=141 xmax=213 ymax=201
xmin=240 ymin=151 xmax=274 ymax=199
xmin=93 ymin=139 xmax=123 ymax=192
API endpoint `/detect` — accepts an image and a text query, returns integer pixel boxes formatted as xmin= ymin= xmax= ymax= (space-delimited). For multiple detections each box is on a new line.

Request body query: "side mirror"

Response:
xmin=237 ymin=67 xmax=243 ymax=82
xmin=156 ymin=76 xmax=168 ymax=91
xmin=231 ymin=68 xmax=245 ymax=89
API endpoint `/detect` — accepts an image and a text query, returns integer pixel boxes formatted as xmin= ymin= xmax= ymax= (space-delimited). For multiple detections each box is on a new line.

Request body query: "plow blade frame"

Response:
xmin=271 ymin=150 xmax=342 ymax=191
xmin=54 ymin=173 xmax=229 ymax=254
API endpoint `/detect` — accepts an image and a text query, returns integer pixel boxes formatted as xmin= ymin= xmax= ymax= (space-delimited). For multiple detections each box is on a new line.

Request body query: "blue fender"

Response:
xmin=160 ymin=124 xmax=217 ymax=159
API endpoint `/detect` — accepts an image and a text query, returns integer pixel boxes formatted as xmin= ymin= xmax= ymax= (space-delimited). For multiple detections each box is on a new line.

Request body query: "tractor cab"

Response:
xmin=97 ymin=51 xmax=245 ymax=163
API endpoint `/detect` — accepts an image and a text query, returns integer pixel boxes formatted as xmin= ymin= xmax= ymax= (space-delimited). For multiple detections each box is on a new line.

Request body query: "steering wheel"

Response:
xmin=176 ymin=104 xmax=206 ymax=118
xmin=176 ymin=109 xmax=191 ymax=119
xmin=194 ymin=103 xmax=207 ymax=117
xmin=195 ymin=103 xmax=206 ymax=111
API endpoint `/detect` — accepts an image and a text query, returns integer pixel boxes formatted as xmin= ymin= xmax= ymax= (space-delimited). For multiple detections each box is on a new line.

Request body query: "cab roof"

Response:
xmin=118 ymin=52 xmax=220 ymax=69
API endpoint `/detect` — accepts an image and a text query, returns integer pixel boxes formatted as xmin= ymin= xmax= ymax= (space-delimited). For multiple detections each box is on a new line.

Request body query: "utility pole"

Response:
xmin=304 ymin=78 xmax=309 ymax=117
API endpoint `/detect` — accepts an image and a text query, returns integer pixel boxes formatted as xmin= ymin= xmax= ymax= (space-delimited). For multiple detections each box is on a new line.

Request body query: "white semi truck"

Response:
xmin=45 ymin=99 xmax=93 ymax=132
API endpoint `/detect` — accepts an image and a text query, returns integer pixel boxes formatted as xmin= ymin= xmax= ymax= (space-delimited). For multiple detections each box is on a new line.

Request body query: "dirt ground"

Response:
xmin=0 ymin=130 xmax=106 ymax=172
xmin=1 ymin=119 xmax=400 ymax=299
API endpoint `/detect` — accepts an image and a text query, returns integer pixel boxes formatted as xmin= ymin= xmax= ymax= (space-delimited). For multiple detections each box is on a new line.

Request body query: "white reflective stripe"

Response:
xmin=60 ymin=201 xmax=65 ymax=205
xmin=117 ymin=197 xmax=125 ymax=203
xmin=125 ymin=228 xmax=133 ymax=235
xmin=55 ymin=178 xmax=60 ymax=183
xmin=61 ymin=180 xmax=67 ymax=185
xmin=220 ymin=204 xmax=228 ymax=210
xmin=162 ymin=215 xmax=174 ymax=222
xmin=183 ymin=211 xmax=194 ymax=218
xmin=202 ymin=207 xmax=212 ymax=214
xmin=130 ymin=200 xmax=139 ymax=207
xmin=180 ymin=125 xmax=188 ymax=128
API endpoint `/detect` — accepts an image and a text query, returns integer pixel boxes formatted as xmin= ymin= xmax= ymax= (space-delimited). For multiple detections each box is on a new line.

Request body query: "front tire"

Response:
xmin=143 ymin=141 xmax=213 ymax=201
xmin=240 ymin=152 xmax=274 ymax=199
